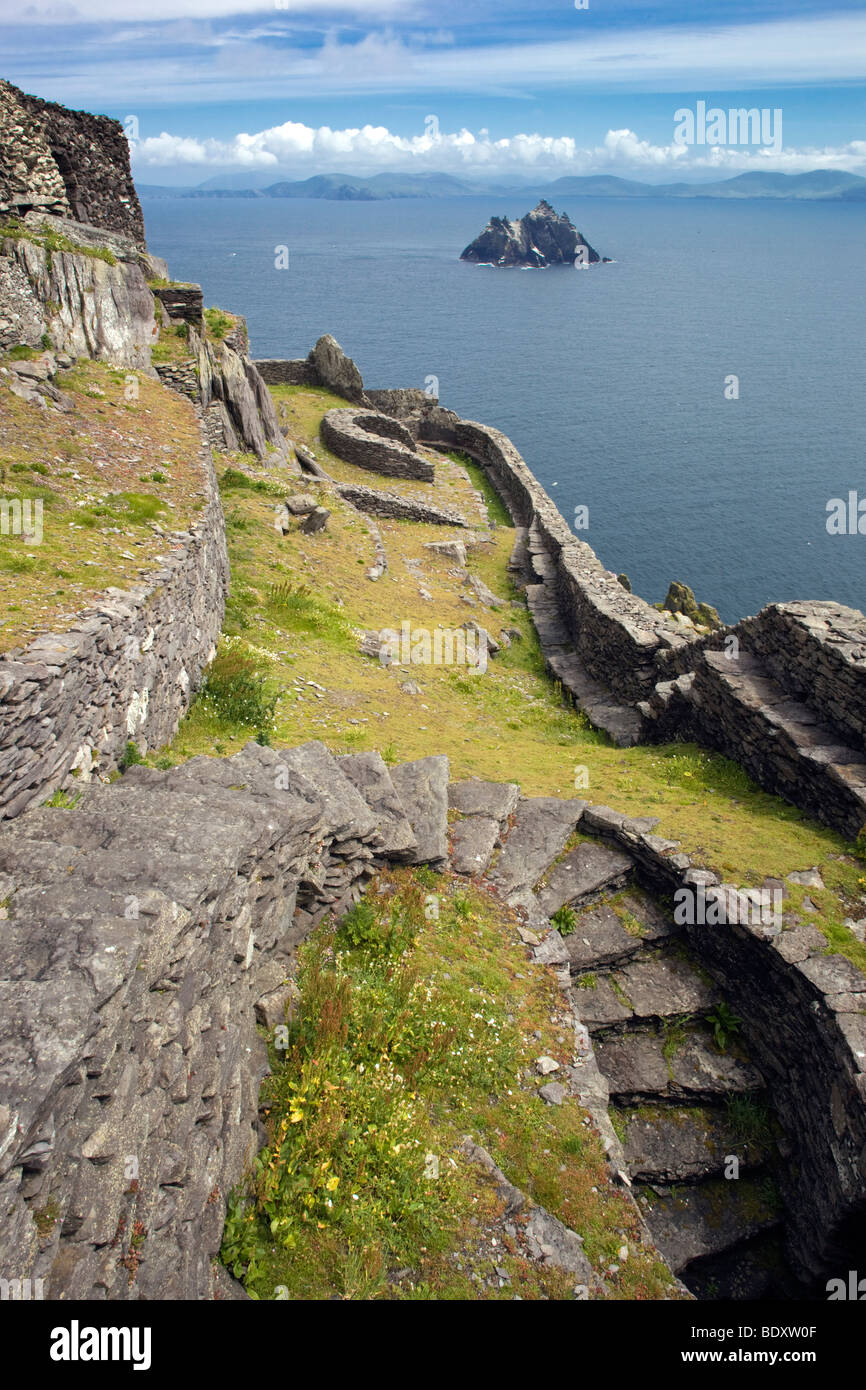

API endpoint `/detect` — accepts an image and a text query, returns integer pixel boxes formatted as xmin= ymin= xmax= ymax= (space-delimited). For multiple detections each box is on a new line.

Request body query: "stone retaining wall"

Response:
xmin=253 ymin=358 xmax=317 ymax=386
xmin=153 ymin=284 xmax=203 ymax=328
xmin=422 ymin=415 xmax=688 ymax=701
xmin=335 ymin=481 xmax=469 ymax=527
xmin=0 ymin=439 xmax=228 ymax=820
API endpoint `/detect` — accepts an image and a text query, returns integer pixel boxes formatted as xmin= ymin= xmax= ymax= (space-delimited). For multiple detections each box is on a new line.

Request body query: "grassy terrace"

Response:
xmin=221 ymin=869 xmax=681 ymax=1301
xmin=0 ymin=357 xmax=209 ymax=653
xmin=157 ymin=383 xmax=866 ymax=973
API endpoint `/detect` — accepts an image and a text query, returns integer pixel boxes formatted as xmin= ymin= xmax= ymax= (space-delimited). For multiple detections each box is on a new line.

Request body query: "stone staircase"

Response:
xmin=1 ymin=738 xmax=863 ymax=1300
xmin=444 ymin=784 xmax=787 ymax=1295
xmin=513 ymin=524 xmax=645 ymax=748
xmin=641 ymin=644 xmax=866 ymax=842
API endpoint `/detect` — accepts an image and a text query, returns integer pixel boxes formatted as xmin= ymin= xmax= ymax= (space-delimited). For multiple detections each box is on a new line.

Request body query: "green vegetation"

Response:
xmin=724 ymin=1094 xmax=775 ymax=1148
xmin=118 ymin=741 xmax=145 ymax=772
xmin=220 ymin=871 xmax=680 ymax=1300
xmin=197 ymin=648 xmax=278 ymax=736
xmin=43 ymin=788 xmax=82 ymax=809
xmin=204 ymin=306 xmax=234 ymax=341
xmin=0 ymin=218 xmax=117 ymax=264
xmin=551 ymin=904 xmax=578 ymax=936
xmin=707 ymin=1001 xmax=743 ymax=1054
xmin=151 ymin=322 xmax=190 ymax=364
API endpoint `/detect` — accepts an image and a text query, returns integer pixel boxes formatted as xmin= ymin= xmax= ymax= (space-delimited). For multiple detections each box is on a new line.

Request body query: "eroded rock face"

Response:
xmin=460 ymin=200 xmax=601 ymax=268
xmin=0 ymin=230 xmax=156 ymax=367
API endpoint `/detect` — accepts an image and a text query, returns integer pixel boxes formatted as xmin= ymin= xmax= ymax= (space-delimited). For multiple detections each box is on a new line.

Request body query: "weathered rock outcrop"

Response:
xmin=0 ymin=215 xmax=158 ymax=366
xmin=0 ymin=80 xmax=145 ymax=247
xmin=460 ymin=200 xmax=602 ymax=268
xmin=309 ymin=334 xmax=367 ymax=402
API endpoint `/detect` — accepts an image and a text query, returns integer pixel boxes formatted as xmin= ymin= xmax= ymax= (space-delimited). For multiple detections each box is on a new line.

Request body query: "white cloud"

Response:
xmin=132 ymin=119 xmax=866 ymax=178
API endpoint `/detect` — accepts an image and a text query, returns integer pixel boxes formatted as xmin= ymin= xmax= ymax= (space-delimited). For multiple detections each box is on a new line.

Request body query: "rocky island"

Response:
xmin=460 ymin=199 xmax=605 ymax=267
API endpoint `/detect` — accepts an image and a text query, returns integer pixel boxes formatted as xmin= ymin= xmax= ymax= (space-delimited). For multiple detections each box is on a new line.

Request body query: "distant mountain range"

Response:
xmin=136 ymin=169 xmax=866 ymax=203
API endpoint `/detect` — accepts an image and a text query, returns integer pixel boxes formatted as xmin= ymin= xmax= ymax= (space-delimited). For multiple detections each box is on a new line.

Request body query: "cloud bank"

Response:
xmin=132 ymin=120 xmax=866 ymax=179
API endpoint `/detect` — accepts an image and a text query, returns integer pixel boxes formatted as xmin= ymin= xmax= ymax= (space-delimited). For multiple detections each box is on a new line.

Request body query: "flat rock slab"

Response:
xmin=573 ymin=976 xmax=632 ymax=1027
xmin=564 ymin=904 xmax=644 ymax=972
xmin=450 ymin=815 xmax=500 ymax=876
xmin=536 ymin=841 xmax=633 ymax=916
xmin=595 ymin=1027 xmax=762 ymax=1102
xmin=613 ymin=951 xmax=718 ymax=1020
xmin=622 ymin=1106 xmax=768 ymax=1183
xmin=337 ymin=751 xmax=416 ymax=857
xmin=448 ymin=779 xmax=520 ymax=823
xmin=490 ymin=796 xmax=585 ymax=899
xmin=523 ymin=1206 xmax=591 ymax=1280
xmin=389 ymin=755 xmax=450 ymax=864
xmin=640 ymin=1177 xmax=780 ymax=1274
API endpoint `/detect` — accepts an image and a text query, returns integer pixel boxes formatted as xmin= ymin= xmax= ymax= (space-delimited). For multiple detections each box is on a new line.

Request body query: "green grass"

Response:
xmin=220 ymin=870 xmax=681 ymax=1301
xmin=204 ymin=306 xmax=234 ymax=341
xmin=0 ymin=218 xmax=117 ymax=264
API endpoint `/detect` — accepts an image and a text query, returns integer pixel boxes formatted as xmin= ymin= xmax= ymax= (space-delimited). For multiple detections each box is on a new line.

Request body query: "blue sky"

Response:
xmin=1 ymin=0 xmax=864 ymax=184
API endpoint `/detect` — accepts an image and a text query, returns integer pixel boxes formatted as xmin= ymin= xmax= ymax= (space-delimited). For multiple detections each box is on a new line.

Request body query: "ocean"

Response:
xmin=141 ymin=193 xmax=866 ymax=625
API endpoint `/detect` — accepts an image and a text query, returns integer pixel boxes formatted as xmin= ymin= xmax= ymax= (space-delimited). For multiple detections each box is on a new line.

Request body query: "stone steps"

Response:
xmin=644 ymin=649 xmax=866 ymax=840
xmin=536 ymin=841 xmax=634 ymax=916
xmin=637 ymin=1178 xmax=781 ymax=1279
xmin=620 ymin=1105 xmax=770 ymax=1185
xmin=524 ymin=525 xmax=645 ymax=748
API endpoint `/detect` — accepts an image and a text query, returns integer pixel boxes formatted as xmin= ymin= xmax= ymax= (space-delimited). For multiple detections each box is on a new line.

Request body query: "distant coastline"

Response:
xmin=137 ymin=168 xmax=866 ymax=204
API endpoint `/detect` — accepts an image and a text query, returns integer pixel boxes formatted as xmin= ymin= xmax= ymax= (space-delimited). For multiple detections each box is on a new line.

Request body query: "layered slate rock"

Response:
xmin=0 ymin=742 xmax=373 ymax=1300
xmin=389 ymin=755 xmax=450 ymax=865
xmin=337 ymin=751 xmax=417 ymax=859
xmin=460 ymin=200 xmax=602 ymax=268
xmin=489 ymin=795 xmax=585 ymax=900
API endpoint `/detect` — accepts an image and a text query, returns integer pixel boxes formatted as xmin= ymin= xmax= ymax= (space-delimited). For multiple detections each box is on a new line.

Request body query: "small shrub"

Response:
xmin=200 ymin=649 xmax=277 ymax=730
xmin=707 ymin=1001 xmax=742 ymax=1053
xmin=551 ymin=904 xmax=578 ymax=935
xmin=119 ymin=741 xmax=144 ymax=772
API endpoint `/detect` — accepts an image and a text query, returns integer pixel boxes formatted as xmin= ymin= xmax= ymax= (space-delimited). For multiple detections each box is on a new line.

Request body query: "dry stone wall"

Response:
xmin=0 ymin=80 xmax=144 ymax=247
xmin=0 ymin=443 xmax=228 ymax=821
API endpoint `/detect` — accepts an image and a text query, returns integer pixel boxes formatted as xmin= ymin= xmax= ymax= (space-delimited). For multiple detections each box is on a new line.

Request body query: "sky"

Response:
xmin=1 ymin=0 xmax=864 ymax=185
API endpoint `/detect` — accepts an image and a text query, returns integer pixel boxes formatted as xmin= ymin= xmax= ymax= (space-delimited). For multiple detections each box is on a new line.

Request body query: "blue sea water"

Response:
xmin=141 ymin=194 xmax=866 ymax=624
